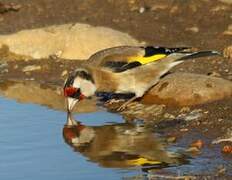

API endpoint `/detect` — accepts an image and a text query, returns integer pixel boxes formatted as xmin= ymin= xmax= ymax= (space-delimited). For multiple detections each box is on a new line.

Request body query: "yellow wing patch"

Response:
xmin=127 ymin=54 xmax=167 ymax=65
xmin=126 ymin=157 xmax=162 ymax=166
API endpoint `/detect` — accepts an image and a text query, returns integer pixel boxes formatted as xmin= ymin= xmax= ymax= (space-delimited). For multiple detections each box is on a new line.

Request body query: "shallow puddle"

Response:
xmin=0 ymin=96 xmax=187 ymax=180
xmin=0 ymin=80 xmax=188 ymax=179
xmin=0 ymin=80 xmax=231 ymax=179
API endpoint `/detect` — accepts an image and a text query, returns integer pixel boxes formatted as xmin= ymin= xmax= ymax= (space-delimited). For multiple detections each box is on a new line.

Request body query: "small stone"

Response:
xmin=180 ymin=107 xmax=190 ymax=113
xmin=151 ymin=4 xmax=168 ymax=11
xmin=167 ymin=136 xmax=176 ymax=143
xmin=61 ymin=70 xmax=68 ymax=77
xmin=223 ymin=45 xmax=232 ymax=59
xmin=190 ymin=139 xmax=204 ymax=149
xmin=22 ymin=65 xmax=41 ymax=72
xmin=180 ymin=128 xmax=188 ymax=132
xmin=13 ymin=65 xmax=18 ymax=69
xmin=1 ymin=68 xmax=8 ymax=73
xmin=185 ymin=27 xmax=199 ymax=33
xmin=164 ymin=113 xmax=175 ymax=119
xmin=0 ymin=62 xmax=8 ymax=69
xmin=139 ymin=7 xmax=146 ymax=13
xmin=170 ymin=6 xmax=178 ymax=14
xmin=218 ymin=118 xmax=224 ymax=122
xmin=223 ymin=24 xmax=232 ymax=35
xmin=207 ymin=71 xmax=221 ymax=77
xmin=185 ymin=147 xmax=200 ymax=154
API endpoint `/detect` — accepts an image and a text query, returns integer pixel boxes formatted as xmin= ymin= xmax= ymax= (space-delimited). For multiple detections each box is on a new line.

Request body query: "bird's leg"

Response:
xmin=117 ymin=96 xmax=138 ymax=111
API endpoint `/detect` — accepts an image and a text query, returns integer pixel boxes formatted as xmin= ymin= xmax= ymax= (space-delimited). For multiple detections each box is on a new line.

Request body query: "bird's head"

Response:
xmin=64 ymin=68 xmax=96 ymax=112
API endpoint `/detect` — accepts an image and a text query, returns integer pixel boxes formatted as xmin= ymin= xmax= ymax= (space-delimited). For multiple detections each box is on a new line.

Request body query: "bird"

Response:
xmin=63 ymin=46 xmax=220 ymax=124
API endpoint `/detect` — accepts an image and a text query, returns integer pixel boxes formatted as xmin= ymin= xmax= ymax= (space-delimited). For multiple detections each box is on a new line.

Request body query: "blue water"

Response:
xmin=0 ymin=97 xmax=141 ymax=180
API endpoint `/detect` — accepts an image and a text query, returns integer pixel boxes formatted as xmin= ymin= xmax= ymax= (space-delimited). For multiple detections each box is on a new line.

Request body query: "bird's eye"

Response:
xmin=64 ymin=87 xmax=78 ymax=97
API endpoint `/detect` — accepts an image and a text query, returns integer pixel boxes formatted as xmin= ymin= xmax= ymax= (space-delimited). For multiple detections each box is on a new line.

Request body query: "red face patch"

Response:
xmin=64 ymin=87 xmax=78 ymax=97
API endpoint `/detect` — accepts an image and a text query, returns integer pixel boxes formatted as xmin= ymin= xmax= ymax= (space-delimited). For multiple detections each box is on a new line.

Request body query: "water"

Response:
xmin=1 ymin=80 xmax=230 ymax=179
xmin=0 ymin=97 xmax=141 ymax=180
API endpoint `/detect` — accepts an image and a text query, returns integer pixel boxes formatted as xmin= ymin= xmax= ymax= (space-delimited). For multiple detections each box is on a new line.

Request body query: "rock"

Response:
xmin=208 ymin=71 xmax=221 ymax=77
xmin=167 ymin=136 xmax=176 ymax=143
xmin=142 ymin=73 xmax=232 ymax=106
xmin=164 ymin=113 xmax=175 ymax=119
xmin=185 ymin=26 xmax=199 ymax=33
xmin=178 ymin=109 xmax=203 ymax=121
xmin=61 ymin=70 xmax=68 ymax=77
xmin=190 ymin=139 xmax=204 ymax=149
xmin=223 ymin=45 xmax=232 ymax=59
xmin=179 ymin=107 xmax=190 ymax=113
xmin=22 ymin=65 xmax=41 ymax=72
xmin=223 ymin=24 xmax=232 ymax=35
xmin=185 ymin=147 xmax=201 ymax=154
xmin=0 ymin=23 xmax=141 ymax=60
xmin=139 ymin=7 xmax=146 ymax=13
xmin=151 ymin=4 xmax=168 ymax=11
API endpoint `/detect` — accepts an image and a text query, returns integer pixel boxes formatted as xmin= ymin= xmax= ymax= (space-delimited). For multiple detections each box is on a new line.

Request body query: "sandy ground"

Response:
xmin=0 ymin=0 xmax=232 ymax=178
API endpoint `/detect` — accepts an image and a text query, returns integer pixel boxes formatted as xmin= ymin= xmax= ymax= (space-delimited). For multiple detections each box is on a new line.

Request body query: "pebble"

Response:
xmin=61 ymin=70 xmax=68 ymax=77
xmin=185 ymin=27 xmax=199 ymax=33
xmin=0 ymin=63 xmax=8 ymax=71
xmin=139 ymin=7 xmax=146 ymax=13
xmin=150 ymin=4 xmax=168 ymax=11
xmin=207 ymin=71 xmax=221 ymax=77
xmin=223 ymin=45 xmax=232 ymax=59
xmin=179 ymin=107 xmax=190 ymax=113
xmin=190 ymin=139 xmax=204 ymax=149
xmin=185 ymin=147 xmax=200 ymax=154
xmin=22 ymin=65 xmax=41 ymax=72
xmin=167 ymin=136 xmax=176 ymax=143
xmin=180 ymin=128 xmax=188 ymax=132
xmin=223 ymin=24 xmax=232 ymax=35
xmin=164 ymin=113 xmax=175 ymax=119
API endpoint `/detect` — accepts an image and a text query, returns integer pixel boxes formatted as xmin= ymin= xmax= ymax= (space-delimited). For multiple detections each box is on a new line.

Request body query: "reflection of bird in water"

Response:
xmin=63 ymin=45 xmax=219 ymax=124
xmin=63 ymin=120 xmax=186 ymax=168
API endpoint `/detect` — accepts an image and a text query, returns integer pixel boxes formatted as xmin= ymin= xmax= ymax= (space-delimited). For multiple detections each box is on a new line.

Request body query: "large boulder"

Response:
xmin=142 ymin=73 xmax=232 ymax=106
xmin=0 ymin=23 xmax=141 ymax=60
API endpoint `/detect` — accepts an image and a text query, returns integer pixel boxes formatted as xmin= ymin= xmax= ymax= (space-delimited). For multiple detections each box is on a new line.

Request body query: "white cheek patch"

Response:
xmin=72 ymin=77 xmax=96 ymax=97
xmin=80 ymin=79 xmax=96 ymax=97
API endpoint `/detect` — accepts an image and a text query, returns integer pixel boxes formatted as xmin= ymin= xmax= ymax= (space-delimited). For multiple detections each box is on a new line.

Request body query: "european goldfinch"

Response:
xmin=64 ymin=46 xmax=219 ymax=124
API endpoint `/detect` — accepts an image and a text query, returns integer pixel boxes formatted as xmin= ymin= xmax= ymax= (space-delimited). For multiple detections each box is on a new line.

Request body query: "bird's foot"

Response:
xmin=105 ymin=99 xmax=122 ymax=105
xmin=117 ymin=102 xmax=128 ymax=111
xmin=117 ymin=96 xmax=138 ymax=112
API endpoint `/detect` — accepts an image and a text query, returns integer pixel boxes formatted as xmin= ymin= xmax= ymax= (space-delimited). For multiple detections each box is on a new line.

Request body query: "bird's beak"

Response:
xmin=67 ymin=97 xmax=79 ymax=113
xmin=66 ymin=97 xmax=79 ymax=126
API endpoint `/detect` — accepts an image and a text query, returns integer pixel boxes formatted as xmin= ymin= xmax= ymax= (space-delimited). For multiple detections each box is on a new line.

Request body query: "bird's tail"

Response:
xmin=177 ymin=50 xmax=221 ymax=61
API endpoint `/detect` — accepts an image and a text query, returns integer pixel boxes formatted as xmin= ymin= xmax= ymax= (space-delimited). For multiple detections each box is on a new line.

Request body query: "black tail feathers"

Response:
xmin=178 ymin=50 xmax=221 ymax=61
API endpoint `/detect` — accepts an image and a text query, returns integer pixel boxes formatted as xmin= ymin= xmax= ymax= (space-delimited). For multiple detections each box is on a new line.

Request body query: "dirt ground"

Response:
xmin=0 ymin=0 xmax=232 ymax=178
